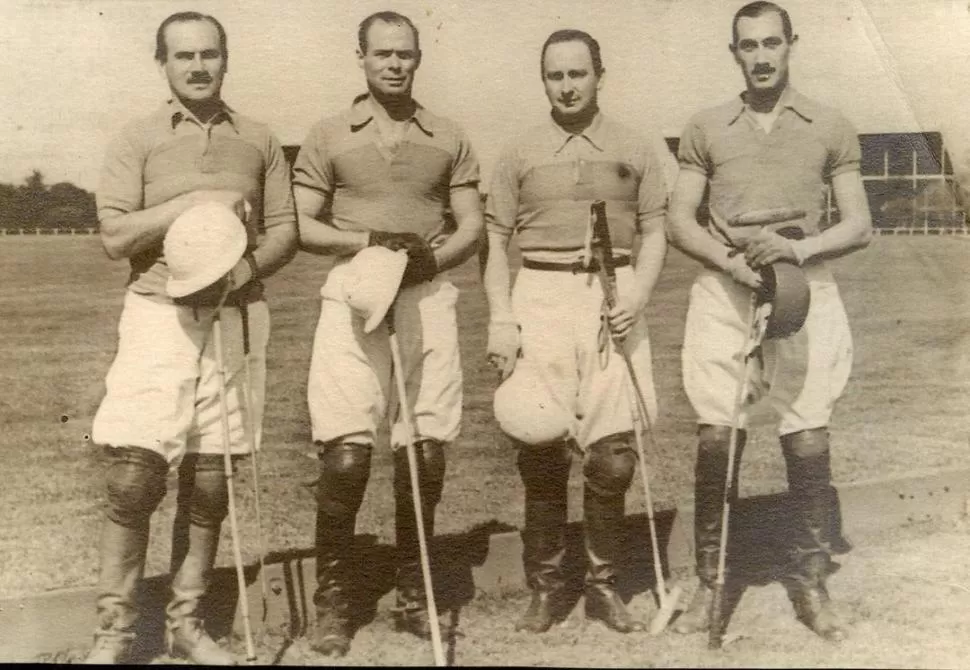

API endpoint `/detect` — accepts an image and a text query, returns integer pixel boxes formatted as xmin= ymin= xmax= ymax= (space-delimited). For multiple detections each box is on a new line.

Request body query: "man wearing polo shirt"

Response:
xmin=293 ymin=11 xmax=483 ymax=657
xmin=483 ymin=29 xmax=668 ymax=634
xmin=86 ymin=12 xmax=296 ymax=664
xmin=666 ymin=1 xmax=871 ymax=642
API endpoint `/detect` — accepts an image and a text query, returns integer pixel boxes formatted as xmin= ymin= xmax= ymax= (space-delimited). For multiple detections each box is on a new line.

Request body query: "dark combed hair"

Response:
xmin=540 ymin=29 xmax=603 ymax=78
xmin=155 ymin=11 xmax=228 ymax=62
xmin=357 ymin=11 xmax=420 ymax=53
xmin=732 ymin=1 xmax=794 ymax=44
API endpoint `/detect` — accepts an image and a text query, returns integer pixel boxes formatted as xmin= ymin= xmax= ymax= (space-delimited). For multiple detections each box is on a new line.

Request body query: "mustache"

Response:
xmin=187 ymin=74 xmax=213 ymax=84
xmin=752 ymin=64 xmax=775 ymax=75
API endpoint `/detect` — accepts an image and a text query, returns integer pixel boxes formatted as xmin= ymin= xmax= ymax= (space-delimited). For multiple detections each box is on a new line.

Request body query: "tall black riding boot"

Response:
xmin=515 ymin=441 xmax=571 ymax=633
xmin=782 ymin=429 xmax=846 ymax=643
xmin=311 ymin=442 xmax=371 ymax=657
xmin=674 ymin=425 xmax=746 ymax=635
xmin=582 ymin=434 xmax=643 ymax=633
xmin=393 ymin=439 xmax=445 ymax=639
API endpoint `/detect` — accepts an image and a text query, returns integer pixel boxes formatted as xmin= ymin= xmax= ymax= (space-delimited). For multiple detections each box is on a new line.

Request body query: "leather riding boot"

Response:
xmin=515 ymin=442 xmax=570 ymax=633
xmin=312 ymin=505 xmax=357 ymax=657
xmin=392 ymin=440 xmax=445 ymax=639
xmin=782 ymin=429 xmax=846 ymax=642
xmin=790 ymin=552 xmax=846 ymax=642
xmin=674 ymin=425 xmax=746 ymax=635
xmin=85 ymin=519 xmax=149 ymax=664
xmin=582 ymin=434 xmax=642 ymax=633
xmin=87 ymin=446 xmax=168 ymax=664
xmin=311 ymin=442 xmax=371 ymax=657
xmin=165 ymin=523 xmax=232 ymax=665
xmin=583 ymin=488 xmax=643 ymax=632
xmin=516 ymin=499 xmax=568 ymax=632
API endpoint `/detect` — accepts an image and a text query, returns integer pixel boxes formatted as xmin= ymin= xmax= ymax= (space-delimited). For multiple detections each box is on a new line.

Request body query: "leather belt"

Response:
xmin=521 ymin=256 xmax=631 ymax=274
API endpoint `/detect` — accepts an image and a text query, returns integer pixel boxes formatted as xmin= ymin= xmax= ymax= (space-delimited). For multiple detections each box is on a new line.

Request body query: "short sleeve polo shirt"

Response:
xmin=97 ymin=98 xmax=295 ymax=301
xmin=677 ymin=88 xmax=861 ymax=237
xmin=485 ymin=112 xmax=667 ymax=255
xmin=292 ymin=93 xmax=480 ymax=241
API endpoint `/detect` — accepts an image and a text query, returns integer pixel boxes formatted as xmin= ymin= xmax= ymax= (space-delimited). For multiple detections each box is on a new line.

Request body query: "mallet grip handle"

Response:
xmin=728 ymin=207 xmax=806 ymax=227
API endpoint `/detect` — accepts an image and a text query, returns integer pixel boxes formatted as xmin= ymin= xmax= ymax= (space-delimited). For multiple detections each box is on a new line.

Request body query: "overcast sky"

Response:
xmin=2 ymin=0 xmax=970 ymax=192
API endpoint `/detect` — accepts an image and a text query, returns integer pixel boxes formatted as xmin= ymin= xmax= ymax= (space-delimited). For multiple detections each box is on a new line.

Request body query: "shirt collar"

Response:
xmin=727 ymin=86 xmax=814 ymax=125
xmin=549 ymin=110 xmax=607 ymax=154
xmin=348 ymin=92 xmax=435 ymax=137
xmin=167 ymin=97 xmax=236 ymax=131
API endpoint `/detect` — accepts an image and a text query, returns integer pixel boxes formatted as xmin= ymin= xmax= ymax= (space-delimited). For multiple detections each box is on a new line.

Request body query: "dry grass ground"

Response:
xmin=1 ymin=235 xmax=969 ymax=665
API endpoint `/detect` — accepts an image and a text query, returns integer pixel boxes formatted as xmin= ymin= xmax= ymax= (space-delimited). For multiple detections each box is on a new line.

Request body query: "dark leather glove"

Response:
xmin=369 ymin=230 xmax=438 ymax=287
xmin=368 ymin=230 xmax=423 ymax=252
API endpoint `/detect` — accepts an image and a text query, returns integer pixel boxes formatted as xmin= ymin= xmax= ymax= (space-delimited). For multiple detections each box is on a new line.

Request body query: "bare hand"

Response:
xmin=607 ymin=295 xmax=643 ymax=342
xmin=725 ymin=253 xmax=763 ymax=290
xmin=227 ymin=256 xmax=254 ymax=291
xmin=743 ymin=229 xmax=797 ymax=268
xmin=487 ymin=320 xmax=520 ymax=381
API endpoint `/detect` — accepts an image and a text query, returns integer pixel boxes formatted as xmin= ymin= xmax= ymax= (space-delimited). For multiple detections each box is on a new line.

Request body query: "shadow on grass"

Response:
xmin=105 ymin=489 xmax=850 ymax=661
xmin=667 ymin=487 xmax=852 ymax=636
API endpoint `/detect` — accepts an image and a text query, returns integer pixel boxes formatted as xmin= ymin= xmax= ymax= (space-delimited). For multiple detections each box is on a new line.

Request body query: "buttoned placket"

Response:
xmin=556 ymin=134 xmax=595 ymax=186
xmin=173 ymin=111 xmax=229 ymax=173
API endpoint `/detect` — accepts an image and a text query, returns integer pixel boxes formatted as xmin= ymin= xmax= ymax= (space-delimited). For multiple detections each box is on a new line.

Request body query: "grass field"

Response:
xmin=1 ymin=235 xmax=969 ymax=665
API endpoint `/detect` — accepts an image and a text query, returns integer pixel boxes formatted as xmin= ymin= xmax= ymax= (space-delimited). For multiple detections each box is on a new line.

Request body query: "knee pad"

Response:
xmin=176 ymin=455 xmax=229 ymax=528
xmin=516 ymin=440 xmax=571 ymax=501
xmin=318 ymin=441 xmax=372 ymax=519
xmin=104 ymin=446 xmax=169 ymax=528
xmin=781 ymin=429 xmax=832 ymax=494
xmin=394 ymin=439 xmax=446 ymax=508
xmin=781 ymin=428 xmax=830 ymax=460
xmin=583 ymin=432 xmax=636 ymax=498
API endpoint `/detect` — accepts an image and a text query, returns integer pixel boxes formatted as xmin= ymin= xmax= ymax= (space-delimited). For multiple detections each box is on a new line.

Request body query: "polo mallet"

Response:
xmin=589 ymin=201 xmax=683 ymax=634
xmin=385 ymin=302 xmax=446 ymax=667
xmin=709 ymin=207 xmax=806 ymax=251
xmin=212 ymin=297 xmax=257 ymax=663
xmin=708 ymin=291 xmax=761 ymax=650
xmin=239 ymin=302 xmax=269 ymax=623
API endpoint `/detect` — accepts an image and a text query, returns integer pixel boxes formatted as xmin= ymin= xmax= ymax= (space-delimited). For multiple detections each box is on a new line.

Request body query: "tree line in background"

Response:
xmin=0 ymin=170 xmax=97 ymax=232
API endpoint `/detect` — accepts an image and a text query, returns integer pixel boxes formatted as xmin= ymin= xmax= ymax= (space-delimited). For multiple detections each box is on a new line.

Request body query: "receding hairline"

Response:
xmin=156 ymin=13 xmax=226 ymax=62
xmin=358 ymin=14 xmax=420 ymax=53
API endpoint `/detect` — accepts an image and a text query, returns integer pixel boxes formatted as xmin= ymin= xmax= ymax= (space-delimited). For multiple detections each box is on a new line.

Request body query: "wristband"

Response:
xmin=790 ymin=237 xmax=823 ymax=266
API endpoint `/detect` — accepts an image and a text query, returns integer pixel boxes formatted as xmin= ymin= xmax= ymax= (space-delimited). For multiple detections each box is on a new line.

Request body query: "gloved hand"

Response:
xmin=487 ymin=319 xmax=521 ymax=381
xmin=174 ymin=252 xmax=258 ymax=306
xmin=369 ymin=230 xmax=438 ymax=287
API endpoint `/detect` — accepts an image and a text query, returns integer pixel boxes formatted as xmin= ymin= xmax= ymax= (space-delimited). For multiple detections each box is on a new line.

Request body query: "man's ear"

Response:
xmin=414 ymin=49 xmax=423 ymax=70
xmin=357 ymin=48 xmax=365 ymax=70
xmin=789 ymin=33 xmax=799 ymax=46
xmin=596 ymin=68 xmax=606 ymax=91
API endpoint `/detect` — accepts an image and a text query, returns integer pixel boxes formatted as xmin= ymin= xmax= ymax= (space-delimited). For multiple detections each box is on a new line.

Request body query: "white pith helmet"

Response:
xmin=164 ymin=203 xmax=247 ymax=299
xmin=493 ymin=361 xmax=574 ymax=445
xmin=342 ymin=246 xmax=408 ymax=333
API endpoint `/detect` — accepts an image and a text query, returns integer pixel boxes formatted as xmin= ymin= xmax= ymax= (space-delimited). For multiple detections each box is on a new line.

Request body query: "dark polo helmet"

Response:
xmin=758 ymin=260 xmax=810 ymax=339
